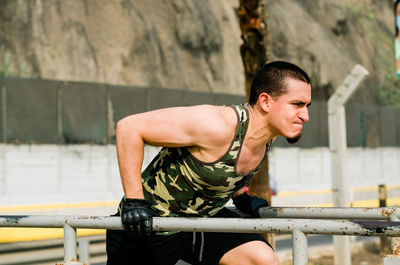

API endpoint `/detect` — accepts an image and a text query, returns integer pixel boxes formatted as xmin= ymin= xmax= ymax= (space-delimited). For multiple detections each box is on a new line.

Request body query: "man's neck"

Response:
xmin=244 ymin=104 xmax=274 ymax=149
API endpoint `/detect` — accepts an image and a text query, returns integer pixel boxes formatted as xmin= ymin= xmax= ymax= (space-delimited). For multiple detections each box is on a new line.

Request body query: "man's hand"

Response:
xmin=232 ymin=192 xmax=268 ymax=218
xmin=121 ymin=198 xmax=156 ymax=238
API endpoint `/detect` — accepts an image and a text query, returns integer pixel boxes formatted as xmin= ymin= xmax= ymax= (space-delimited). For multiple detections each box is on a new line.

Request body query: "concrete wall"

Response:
xmin=1 ymin=77 xmax=400 ymax=147
xmin=0 ymin=77 xmax=245 ymax=145
xmin=1 ymin=77 xmax=399 ymax=207
xmin=268 ymin=147 xmax=400 ymax=191
xmin=1 ymin=144 xmax=399 ymax=207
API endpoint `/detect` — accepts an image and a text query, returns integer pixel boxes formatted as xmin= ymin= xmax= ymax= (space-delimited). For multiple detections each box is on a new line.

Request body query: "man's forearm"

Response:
xmin=116 ymin=119 xmax=145 ymax=199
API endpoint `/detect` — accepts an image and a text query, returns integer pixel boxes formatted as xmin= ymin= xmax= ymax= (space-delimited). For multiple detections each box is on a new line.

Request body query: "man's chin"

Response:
xmin=286 ymin=134 xmax=301 ymax=144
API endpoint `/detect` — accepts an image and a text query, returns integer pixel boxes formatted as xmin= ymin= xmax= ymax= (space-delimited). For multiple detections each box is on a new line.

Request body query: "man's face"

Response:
xmin=268 ymin=78 xmax=311 ymax=143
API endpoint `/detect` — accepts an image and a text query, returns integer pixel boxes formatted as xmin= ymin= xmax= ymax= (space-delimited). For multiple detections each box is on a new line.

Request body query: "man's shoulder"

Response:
xmin=186 ymin=104 xmax=239 ymax=143
xmin=185 ymin=104 xmax=238 ymax=122
xmin=204 ymin=104 xmax=238 ymax=125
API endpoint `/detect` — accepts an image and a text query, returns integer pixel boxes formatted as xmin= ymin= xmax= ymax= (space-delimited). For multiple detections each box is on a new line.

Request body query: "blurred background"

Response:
xmin=0 ymin=0 xmax=399 ymax=264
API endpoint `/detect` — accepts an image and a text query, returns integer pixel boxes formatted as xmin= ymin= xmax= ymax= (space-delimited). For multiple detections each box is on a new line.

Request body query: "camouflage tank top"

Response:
xmin=141 ymin=104 xmax=270 ymax=217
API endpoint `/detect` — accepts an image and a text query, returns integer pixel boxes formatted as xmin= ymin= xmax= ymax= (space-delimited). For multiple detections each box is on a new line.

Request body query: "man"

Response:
xmin=107 ymin=61 xmax=311 ymax=265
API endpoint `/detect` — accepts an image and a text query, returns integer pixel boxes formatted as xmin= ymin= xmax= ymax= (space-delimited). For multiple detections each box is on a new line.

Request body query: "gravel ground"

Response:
xmin=279 ymin=239 xmax=387 ymax=265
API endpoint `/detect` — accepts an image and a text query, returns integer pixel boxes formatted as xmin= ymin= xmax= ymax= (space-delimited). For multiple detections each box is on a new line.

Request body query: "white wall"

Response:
xmin=0 ymin=144 xmax=119 ymax=206
xmin=0 ymin=144 xmax=399 ymax=206
xmin=268 ymin=147 xmax=400 ymax=192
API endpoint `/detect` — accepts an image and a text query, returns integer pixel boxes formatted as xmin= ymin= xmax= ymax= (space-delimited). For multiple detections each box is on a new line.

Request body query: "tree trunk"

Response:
xmin=238 ymin=0 xmax=274 ymax=248
xmin=238 ymin=0 xmax=268 ymax=100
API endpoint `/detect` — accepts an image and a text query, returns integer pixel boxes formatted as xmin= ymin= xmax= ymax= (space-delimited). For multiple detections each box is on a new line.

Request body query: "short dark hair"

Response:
xmin=248 ymin=61 xmax=311 ymax=105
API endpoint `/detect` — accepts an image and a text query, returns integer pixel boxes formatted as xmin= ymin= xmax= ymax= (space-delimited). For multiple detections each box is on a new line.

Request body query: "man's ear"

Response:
xmin=258 ymin=92 xmax=272 ymax=112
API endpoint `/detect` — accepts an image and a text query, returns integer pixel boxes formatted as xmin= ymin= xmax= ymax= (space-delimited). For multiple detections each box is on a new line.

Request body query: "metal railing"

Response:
xmin=1 ymin=207 xmax=400 ymax=265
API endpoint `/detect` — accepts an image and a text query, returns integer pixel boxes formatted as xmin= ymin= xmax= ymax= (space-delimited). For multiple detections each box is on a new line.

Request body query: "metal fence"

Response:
xmin=2 ymin=77 xmax=400 ymax=147
xmin=1 ymin=207 xmax=400 ymax=265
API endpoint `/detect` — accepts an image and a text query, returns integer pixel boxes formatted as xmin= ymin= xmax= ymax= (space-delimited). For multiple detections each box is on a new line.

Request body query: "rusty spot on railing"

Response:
xmin=381 ymin=208 xmax=396 ymax=218
xmin=392 ymin=237 xmax=400 ymax=255
xmin=90 ymin=216 xmax=101 ymax=220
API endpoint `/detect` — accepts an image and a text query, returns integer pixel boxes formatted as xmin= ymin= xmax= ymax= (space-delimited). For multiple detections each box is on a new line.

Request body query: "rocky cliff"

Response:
xmin=266 ymin=0 xmax=398 ymax=105
xmin=0 ymin=0 xmax=398 ymax=105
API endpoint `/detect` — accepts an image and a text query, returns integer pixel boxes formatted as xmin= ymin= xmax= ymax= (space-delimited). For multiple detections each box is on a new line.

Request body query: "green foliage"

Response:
xmin=342 ymin=1 xmax=399 ymax=107
xmin=379 ymin=73 xmax=400 ymax=107
xmin=342 ymin=0 xmax=390 ymax=51
xmin=343 ymin=1 xmax=380 ymax=39
xmin=0 ymin=50 xmax=11 ymax=77
xmin=0 ymin=45 xmax=30 ymax=78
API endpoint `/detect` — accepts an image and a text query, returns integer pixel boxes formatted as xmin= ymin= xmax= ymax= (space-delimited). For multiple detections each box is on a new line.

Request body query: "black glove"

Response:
xmin=120 ymin=198 xmax=157 ymax=238
xmin=232 ymin=192 xmax=269 ymax=218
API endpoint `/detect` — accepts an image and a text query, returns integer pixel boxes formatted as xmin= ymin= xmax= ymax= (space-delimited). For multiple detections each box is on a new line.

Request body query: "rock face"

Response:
xmin=265 ymin=0 xmax=397 ymax=103
xmin=0 ymin=0 xmax=245 ymax=94
xmin=0 ymin=0 xmax=397 ymax=104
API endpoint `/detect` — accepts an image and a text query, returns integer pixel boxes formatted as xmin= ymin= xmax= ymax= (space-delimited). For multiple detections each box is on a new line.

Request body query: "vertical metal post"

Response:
xmin=392 ymin=237 xmax=400 ymax=255
xmin=379 ymin=184 xmax=387 ymax=207
xmin=329 ymin=105 xmax=350 ymax=207
xmin=328 ymin=64 xmax=369 ymax=265
xmin=292 ymin=229 xmax=308 ymax=265
xmin=380 ymin=184 xmax=390 ymax=255
xmin=382 ymin=209 xmax=400 ymax=264
xmin=78 ymin=239 xmax=90 ymax=265
xmin=63 ymin=224 xmax=80 ymax=264
xmin=391 ymin=216 xmax=400 ymax=255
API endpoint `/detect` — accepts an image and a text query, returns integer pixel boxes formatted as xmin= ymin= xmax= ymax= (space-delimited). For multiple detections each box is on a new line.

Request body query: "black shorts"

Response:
xmin=106 ymin=208 xmax=272 ymax=265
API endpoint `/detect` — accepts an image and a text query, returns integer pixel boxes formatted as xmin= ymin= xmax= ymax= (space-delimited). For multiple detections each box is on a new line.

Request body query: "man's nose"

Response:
xmin=299 ymin=108 xmax=309 ymax=122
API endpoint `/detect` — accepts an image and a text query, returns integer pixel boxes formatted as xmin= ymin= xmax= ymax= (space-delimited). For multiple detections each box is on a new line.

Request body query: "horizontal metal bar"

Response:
xmin=0 ymin=215 xmax=122 ymax=229
xmin=153 ymin=218 xmax=400 ymax=236
xmin=1 ymin=215 xmax=400 ymax=237
xmin=259 ymin=207 xmax=400 ymax=220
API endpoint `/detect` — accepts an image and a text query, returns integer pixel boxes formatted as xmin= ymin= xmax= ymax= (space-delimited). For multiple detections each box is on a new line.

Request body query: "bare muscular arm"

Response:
xmin=115 ymin=105 xmax=236 ymax=199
